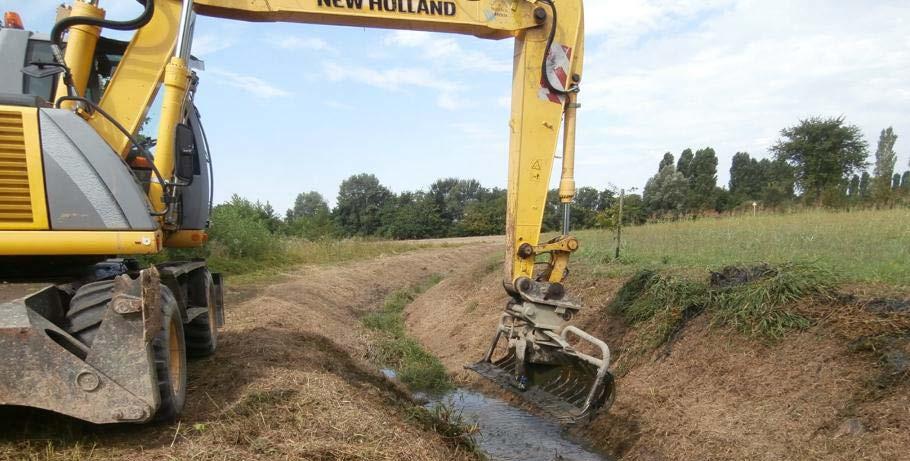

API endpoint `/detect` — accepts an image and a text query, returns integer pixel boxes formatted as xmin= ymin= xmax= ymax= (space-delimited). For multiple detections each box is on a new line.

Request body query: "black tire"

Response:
xmin=66 ymin=280 xmax=117 ymax=346
xmin=154 ymin=292 xmax=187 ymax=421
xmin=65 ymin=280 xmax=187 ymax=421
xmin=184 ymin=280 xmax=218 ymax=358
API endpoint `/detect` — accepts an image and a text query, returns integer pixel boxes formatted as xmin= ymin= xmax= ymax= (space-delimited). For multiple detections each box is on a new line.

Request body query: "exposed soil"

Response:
xmin=405 ymin=257 xmax=910 ymax=461
xmin=0 ymin=243 xmax=497 ymax=460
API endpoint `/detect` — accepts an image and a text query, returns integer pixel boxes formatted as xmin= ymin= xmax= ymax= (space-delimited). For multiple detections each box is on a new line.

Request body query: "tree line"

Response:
xmin=212 ymin=176 xmax=633 ymax=244
xmin=640 ymin=117 xmax=908 ymax=217
xmin=212 ymin=115 xmax=907 ymax=249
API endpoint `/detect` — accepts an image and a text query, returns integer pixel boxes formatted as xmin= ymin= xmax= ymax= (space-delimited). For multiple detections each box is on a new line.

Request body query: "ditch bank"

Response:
xmin=404 ymin=256 xmax=910 ymax=460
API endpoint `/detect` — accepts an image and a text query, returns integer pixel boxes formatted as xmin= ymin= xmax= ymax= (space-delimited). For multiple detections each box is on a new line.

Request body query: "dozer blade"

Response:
xmin=468 ymin=323 xmax=615 ymax=423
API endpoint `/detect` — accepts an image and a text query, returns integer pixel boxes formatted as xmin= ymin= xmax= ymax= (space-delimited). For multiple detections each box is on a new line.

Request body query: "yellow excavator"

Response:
xmin=0 ymin=0 xmax=612 ymax=424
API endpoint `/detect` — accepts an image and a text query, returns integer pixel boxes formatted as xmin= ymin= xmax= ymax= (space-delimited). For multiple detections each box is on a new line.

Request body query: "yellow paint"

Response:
xmin=90 ymin=0 xmax=182 ymax=157
xmin=149 ymin=57 xmax=190 ymax=214
xmin=504 ymin=1 xmax=585 ymax=286
xmin=193 ymin=0 xmax=536 ymax=38
xmin=55 ymin=1 xmax=104 ymax=108
xmin=0 ymin=107 xmax=49 ymax=230
xmin=165 ymin=230 xmax=209 ymax=248
xmin=0 ymin=230 xmax=162 ymax=255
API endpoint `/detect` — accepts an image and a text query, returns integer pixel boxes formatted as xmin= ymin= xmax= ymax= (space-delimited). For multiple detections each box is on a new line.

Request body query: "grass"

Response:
xmin=363 ymin=275 xmax=452 ymax=393
xmin=147 ymin=237 xmax=440 ymax=281
xmin=575 ymin=208 xmax=910 ymax=288
xmin=612 ymin=263 xmax=837 ymax=350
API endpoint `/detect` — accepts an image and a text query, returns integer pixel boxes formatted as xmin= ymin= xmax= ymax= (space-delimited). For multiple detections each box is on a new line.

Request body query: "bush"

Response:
xmin=208 ymin=198 xmax=280 ymax=259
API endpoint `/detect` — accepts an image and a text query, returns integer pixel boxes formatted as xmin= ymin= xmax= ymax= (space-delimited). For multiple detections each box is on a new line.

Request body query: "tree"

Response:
xmin=902 ymin=171 xmax=910 ymax=192
xmin=334 ymin=173 xmax=393 ymax=236
xmin=658 ymin=152 xmax=675 ymax=171
xmin=873 ymin=127 xmax=898 ymax=180
xmin=771 ymin=116 xmax=868 ymax=205
xmin=428 ymin=178 xmax=484 ymax=231
xmin=381 ymin=192 xmax=446 ymax=239
xmin=893 ymin=173 xmax=902 ymax=190
xmin=676 ymin=148 xmax=694 ymax=178
xmin=729 ymin=152 xmax=756 ymax=200
xmin=688 ymin=147 xmax=718 ymax=211
xmin=859 ymin=171 xmax=871 ymax=199
xmin=461 ymin=189 xmax=506 ymax=236
xmin=762 ymin=158 xmax=797 ymax=206
xmin=288 ymin=191 xmax=329 ymax=221
xmin=847 ymin=174 xmax=861 ymax=198
xmin=643 ymin=164 xmax=688 ymax=217
xmin=286 ymin=191 xmax=335 ymax=239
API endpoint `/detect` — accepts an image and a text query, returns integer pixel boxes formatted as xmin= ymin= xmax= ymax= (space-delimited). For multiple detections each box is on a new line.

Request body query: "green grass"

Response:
xmin=147 ymin=237 xmax=439 ymax=281
xmin=608 ymin=264 xmax=839 ymax=374
xmin=363 ymin=275 xmax=452 ymax=393
xmin=575 ymin=208 xmax=910 ymax=287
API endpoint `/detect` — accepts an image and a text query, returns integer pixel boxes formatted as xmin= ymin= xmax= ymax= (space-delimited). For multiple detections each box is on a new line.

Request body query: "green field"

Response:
xmin=574 ymin=209 xmax=910 ymax=288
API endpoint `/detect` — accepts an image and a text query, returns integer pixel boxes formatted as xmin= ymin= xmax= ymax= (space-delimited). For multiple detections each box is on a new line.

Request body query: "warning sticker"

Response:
xmin=538 ymin=43 xmax=572 ymax=104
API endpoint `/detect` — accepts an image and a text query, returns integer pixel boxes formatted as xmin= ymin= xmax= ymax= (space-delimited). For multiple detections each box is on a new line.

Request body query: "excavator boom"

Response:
xmin=0 ymin=0 xmax=612 ymax=424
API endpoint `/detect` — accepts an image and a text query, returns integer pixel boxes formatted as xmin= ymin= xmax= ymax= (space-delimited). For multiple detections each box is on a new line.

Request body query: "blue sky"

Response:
xmin=7 ymin=0 xmax=910 ymax=212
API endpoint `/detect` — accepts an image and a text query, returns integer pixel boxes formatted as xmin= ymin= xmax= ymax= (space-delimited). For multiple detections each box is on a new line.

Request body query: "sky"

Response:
xmin=6 ymin=0 xmax=910 ymax=212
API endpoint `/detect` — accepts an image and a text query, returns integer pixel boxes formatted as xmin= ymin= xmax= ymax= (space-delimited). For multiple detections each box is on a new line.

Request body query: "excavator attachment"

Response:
xmin=468 ymin=279 xmax=615 ymax=423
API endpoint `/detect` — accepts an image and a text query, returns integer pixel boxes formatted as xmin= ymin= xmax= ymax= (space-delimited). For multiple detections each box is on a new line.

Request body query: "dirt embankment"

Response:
xmin=405 ymin=256 xmax=910 ymax=460
xmin=0 ymin=243 xmax=497 ymax=461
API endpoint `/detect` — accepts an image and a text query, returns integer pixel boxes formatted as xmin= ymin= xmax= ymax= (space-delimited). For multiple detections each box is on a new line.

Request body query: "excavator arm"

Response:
xmin=47 ymin=0 xmax=612 ymax=421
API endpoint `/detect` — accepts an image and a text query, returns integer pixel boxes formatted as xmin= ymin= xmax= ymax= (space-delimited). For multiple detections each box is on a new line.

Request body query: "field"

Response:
xmin=574 ymin=208 xmax=910 ymax=288
xmin=2 ymin=210 xmax=907 ymax=461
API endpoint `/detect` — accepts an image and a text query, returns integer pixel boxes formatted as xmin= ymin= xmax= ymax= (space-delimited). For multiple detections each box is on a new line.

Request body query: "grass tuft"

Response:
xmin=710 ymin=263 xmax=836 ymax=339
xmin=407 ymin=403 xmax=482 ymax=455
xmin=611 ymin=263 xmax=837 ymax=345
xmin=364 ymin=275 xmax=452 ymax=393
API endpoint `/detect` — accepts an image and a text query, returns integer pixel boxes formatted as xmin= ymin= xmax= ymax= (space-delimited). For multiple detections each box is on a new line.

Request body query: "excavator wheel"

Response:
xmin=152 ymin=293 xmax=187 ymax=421
xmin=185 ymin=278 xmax=218 ymax=358
xmin=65 ymin=280 xmax=187 ymax=421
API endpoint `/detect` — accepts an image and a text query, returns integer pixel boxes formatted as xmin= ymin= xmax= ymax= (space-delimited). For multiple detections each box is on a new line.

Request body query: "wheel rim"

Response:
xmin=168 ymin=317 xmax=184 ymax=394
xmin=208 ymin=299 xmax=217 ymax=338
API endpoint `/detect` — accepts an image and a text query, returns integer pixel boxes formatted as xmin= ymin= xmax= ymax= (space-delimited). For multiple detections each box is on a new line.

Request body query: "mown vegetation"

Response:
xmin=363 ymin=275 xmax=452 ymax=393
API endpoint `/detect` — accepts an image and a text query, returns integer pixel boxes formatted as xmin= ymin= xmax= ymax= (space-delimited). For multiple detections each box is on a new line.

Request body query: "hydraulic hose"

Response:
xmin=51 ymin=0 xmax=155 ymax=50
xmin=538 ymin=0 xmax=577 ymax=96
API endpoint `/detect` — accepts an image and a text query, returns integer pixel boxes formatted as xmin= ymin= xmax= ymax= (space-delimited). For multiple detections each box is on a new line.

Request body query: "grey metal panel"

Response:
xmin=39 ymin=109 xmax=156 ymax=230
xmin=181 ymin=106 xmax=211 ymax=230
xmin=0 ymin=29 xmax=29 ymax=94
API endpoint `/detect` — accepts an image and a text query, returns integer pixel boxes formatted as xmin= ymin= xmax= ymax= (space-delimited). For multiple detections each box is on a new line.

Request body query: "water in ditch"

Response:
xmin=381 ymin=370 xmax=608 ymax=461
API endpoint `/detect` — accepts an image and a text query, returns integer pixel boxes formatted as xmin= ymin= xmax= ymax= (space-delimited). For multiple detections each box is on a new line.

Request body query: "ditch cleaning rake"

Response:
xmin=468 ymin=280 xmax=615 ymax=423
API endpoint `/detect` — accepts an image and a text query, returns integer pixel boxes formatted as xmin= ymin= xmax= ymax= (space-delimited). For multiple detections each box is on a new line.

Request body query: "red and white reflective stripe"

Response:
xmin=538 ymin=44 xmax=572 ymax=104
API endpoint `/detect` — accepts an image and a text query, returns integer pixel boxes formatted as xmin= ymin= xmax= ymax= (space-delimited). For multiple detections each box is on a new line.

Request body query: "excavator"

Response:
xmin=0 ymin=0 xmax=613 ymax=425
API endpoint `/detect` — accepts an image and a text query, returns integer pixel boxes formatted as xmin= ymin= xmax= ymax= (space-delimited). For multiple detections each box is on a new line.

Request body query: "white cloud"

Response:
xmin=206 ymin=68 xmax=292 ymax=98
xmin=192 ymin=34 xmax=233 ymax=57
xmin=322 ymin=61 xmax=466 ymax=110
xmin=383 ymin=31 xmax=511 ymax=73
xmin=268 ymin=35 xmax=335 ymax=52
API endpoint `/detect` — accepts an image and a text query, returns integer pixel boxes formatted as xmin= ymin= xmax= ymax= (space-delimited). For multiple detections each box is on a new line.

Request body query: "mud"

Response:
xmin=405 ymin=255 xmax=910 ymax=461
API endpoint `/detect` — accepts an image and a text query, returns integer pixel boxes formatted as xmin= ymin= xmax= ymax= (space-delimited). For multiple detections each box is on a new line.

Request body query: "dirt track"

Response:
xmin=0 ymin=242 xmax=498 ymax=461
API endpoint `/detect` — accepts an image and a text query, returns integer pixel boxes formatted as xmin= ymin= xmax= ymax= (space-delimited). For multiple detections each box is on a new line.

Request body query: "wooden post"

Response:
xmin=615 ymin=189 xmax=624 ymax=259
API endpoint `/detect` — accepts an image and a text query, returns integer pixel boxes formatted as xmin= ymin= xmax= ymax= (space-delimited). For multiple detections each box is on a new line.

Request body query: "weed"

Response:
xmin=364 ymin=275 xmax=452 ymax=393
xmin=408 ymin=403 xmax=482 ymax=456
xmin=611 ymin=263 xmax=836 ymax=346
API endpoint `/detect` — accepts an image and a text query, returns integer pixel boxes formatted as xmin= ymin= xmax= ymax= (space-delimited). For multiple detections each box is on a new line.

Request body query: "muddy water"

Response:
xmin=382 ymin=370 xmax=607 ymax=461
